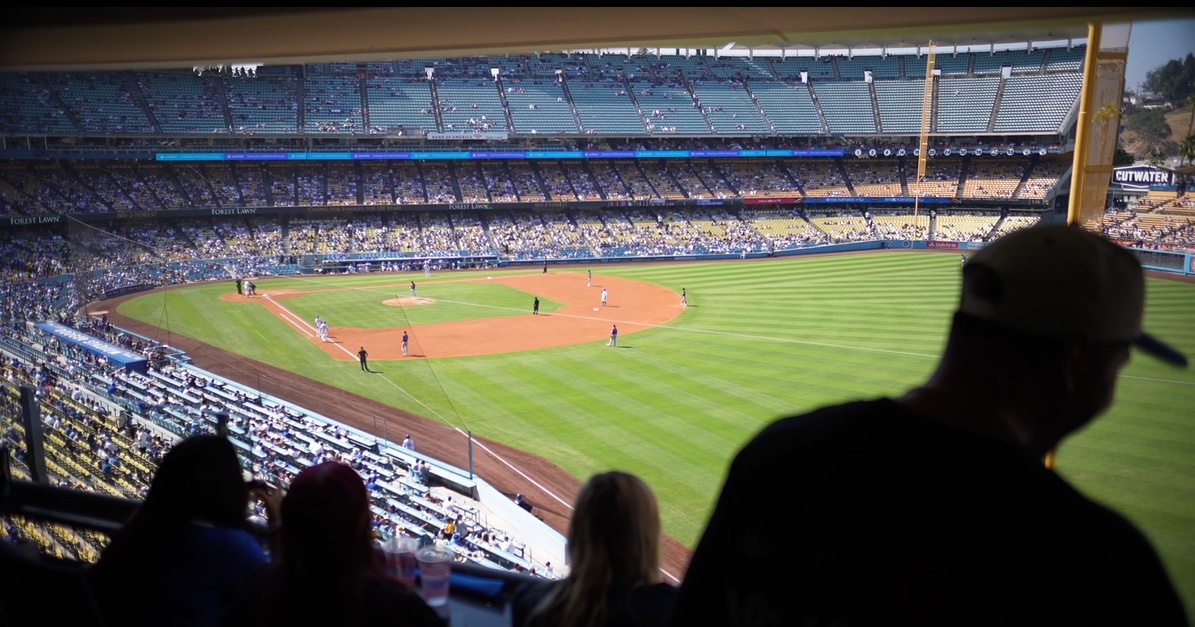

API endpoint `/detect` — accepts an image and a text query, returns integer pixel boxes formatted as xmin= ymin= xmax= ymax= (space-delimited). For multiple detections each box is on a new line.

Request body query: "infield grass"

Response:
xmin=117 ymin=252 xmax=1195 ymax=615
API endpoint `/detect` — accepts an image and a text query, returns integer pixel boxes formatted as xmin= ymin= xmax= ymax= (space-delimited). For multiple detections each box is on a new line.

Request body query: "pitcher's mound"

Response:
xmin=385 ymin=297 xmax=435 ymax=306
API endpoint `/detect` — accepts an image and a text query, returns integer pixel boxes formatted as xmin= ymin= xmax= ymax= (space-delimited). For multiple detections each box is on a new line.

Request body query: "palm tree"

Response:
xmin=1187 ymin=94 xmax=1194 ymax=147
xmin=1092 ymin=103 xmax=1121 ymax=157
xmin=1178 ymin=134 xmax=1195 ymax=168
xmin=1093 ymin=102 xmax=1120 ymax=124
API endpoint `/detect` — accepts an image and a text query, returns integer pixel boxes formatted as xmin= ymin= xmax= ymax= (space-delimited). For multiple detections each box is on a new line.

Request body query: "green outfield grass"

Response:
xmin=118 ymin=252 xmax=1195 ymax=615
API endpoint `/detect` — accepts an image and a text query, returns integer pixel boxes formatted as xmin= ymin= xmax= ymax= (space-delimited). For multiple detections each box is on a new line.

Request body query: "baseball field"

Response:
xmin=109 ymin=251 xmax=1195 ymax=612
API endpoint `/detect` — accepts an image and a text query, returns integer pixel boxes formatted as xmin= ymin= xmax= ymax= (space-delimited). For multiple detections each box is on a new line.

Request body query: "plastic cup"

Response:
xmin=416 ymin=546 xmax=455 ymax=607
xmin=384 ymin=535 xmax=421 ymax=589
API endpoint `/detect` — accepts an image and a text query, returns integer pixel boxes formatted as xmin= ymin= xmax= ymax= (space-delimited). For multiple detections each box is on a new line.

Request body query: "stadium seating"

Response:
xmin=812 ymin=81 xmax=877 ymax=134
xmin=0 ymin=46 xmax=1092 ymax=144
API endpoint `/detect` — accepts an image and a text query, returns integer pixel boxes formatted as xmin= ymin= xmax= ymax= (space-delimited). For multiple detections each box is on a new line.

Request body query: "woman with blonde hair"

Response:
xmin=513 ymin=471 xmax=677 ymax=627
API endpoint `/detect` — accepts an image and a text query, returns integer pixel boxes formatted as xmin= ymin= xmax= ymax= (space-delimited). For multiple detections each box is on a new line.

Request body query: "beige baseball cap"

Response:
xmin=959 ymin=224 xmax=1187 ymax=367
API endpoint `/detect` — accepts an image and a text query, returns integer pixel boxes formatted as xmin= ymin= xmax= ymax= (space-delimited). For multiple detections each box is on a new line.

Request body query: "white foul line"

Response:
xmin=446 ymin=425 xmax=680 ymax=584
xmin=371 ymin=369 xmax=682 ymax=583
xmin=264 ymin=293 xmax=358 ymax=359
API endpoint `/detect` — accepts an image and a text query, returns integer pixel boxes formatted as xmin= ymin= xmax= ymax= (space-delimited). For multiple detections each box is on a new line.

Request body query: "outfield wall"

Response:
xmin=501 ymin=240 xmax=1195 ymax=277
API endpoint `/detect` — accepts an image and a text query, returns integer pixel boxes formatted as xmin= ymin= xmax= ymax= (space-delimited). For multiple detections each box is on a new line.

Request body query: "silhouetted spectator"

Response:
xmin=89 ymin=434 xmax=276 ymax=627
xmin=671 ymin=226 xmax=1189 ymax=626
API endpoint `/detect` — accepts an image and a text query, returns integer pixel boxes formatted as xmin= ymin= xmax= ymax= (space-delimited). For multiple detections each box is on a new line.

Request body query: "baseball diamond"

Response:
xmin=221 ymin=273 xmax=680 ymax=360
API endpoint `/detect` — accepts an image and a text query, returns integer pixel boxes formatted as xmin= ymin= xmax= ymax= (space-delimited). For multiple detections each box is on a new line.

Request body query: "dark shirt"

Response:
xmin=513 ymin=577 xmax=677 ymax=627
xmin=92 ymin=522 xmax=268 ymax=627
xmin=0 ymin=540 xmax=104 ymax=627
xmin=670 ymin=398 xmax=1188 ymax=627
xmin=222 ymin=567 xmax=445 ymax=627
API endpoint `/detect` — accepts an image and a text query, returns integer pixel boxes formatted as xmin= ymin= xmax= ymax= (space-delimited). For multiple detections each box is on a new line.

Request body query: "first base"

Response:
xmin=593 ymin=307 xmax=599 ymax=311
xmin=487 ymin=276 xmax=492 ymax=280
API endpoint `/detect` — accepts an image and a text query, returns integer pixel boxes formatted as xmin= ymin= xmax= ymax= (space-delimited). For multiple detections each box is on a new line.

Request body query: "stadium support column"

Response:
xmin=1067 ymin=22 xmax=1130 ymax=226
xmin=18 ymin=386 xmax=47 ymax=483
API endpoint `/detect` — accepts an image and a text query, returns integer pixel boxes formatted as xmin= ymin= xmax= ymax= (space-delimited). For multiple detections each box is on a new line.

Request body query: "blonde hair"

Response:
xmin=528 ymin=471 xmax=661 ymax=627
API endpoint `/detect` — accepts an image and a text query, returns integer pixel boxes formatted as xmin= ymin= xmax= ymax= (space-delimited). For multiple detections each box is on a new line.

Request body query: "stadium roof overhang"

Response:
xmin=1 ymin=7 xmax=1190 ymax=72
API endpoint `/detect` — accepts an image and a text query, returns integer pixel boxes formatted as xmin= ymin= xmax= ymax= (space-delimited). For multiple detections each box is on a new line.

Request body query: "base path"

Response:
xmin=102 ymin=269 xmax=694 ymax=581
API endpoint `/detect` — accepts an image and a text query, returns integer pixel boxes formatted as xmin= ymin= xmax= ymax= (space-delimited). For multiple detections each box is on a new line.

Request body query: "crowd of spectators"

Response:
xmin=0 ymin=154 xmax=1068 ymax=217
xmin=3 ymin=203 xmax=1192 ymax=321
xmin=1095 ymin=207 xmax=1195 ymax=252
xmin=4 ymin=203 xmax=1192 ymax=301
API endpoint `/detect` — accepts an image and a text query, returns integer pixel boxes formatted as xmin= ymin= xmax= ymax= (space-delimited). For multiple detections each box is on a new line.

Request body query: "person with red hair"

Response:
xmin=221 ymin=461 xmax=444 ymax=626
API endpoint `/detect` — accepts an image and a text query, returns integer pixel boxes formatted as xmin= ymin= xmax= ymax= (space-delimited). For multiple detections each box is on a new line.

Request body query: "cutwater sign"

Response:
xmin=1112 ymin=165 xmax=1175 ymax=189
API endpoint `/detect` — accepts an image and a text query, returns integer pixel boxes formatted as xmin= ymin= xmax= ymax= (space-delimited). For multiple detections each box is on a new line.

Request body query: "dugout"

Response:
xmin=309 ymin=255 xmax=499 ymax=275
xmin=33 ymin=321 xmax=149 ymax=375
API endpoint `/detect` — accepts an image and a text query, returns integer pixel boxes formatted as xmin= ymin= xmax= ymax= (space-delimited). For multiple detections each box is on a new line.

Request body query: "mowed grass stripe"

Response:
xmin=615 ymin=343 xmax=803 ymax=424
xmin=430 ymin=350 xmax=741 ymax=513
xmin=482 ymin=355 xmax=733 ymax=544
xmin=1068 ymin=451 xmax=1195 ymax=500
xmin=465 ymin=357 xmax=678 ymax=470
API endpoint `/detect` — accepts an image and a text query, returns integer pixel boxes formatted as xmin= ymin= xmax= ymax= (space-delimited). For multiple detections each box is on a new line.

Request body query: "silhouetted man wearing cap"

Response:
xmin=672 ymin=225 xmax=1188 ymax=627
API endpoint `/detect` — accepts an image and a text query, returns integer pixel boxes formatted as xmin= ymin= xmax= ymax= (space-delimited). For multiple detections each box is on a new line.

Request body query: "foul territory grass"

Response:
xmin=118 ymin=253 xmax=1195 ymax=614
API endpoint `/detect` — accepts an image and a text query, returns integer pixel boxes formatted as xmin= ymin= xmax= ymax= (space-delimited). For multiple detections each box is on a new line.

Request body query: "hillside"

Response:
xmin=1120 ymin=103 xmax=1195 ymax=163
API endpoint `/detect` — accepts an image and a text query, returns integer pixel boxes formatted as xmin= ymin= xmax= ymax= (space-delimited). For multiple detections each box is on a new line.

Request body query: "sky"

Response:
xmin=1125 ymin=17 xmax=1195 ymax=92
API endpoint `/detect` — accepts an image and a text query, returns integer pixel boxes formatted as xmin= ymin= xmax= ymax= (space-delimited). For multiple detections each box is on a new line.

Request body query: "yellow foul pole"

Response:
xmin=1066 ymin=23 xmax=1103 ymax=227
xmin=916 ymin=41 xmax=936 ymax=221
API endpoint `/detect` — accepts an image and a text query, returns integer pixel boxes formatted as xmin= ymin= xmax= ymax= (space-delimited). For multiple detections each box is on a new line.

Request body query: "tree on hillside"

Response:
xmin=1124 ymin=107 xmax=1174 ymax=151
xmin=1180 ymin=133 xmax=1195 ymax=167
xmin=1143 ymin=53 xmax=1195 ymax=105
xmin=1186 ymin=94 xmax=1195 ymax=145
xmin=1092 ymin=103 xmax=1121 ymax=156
